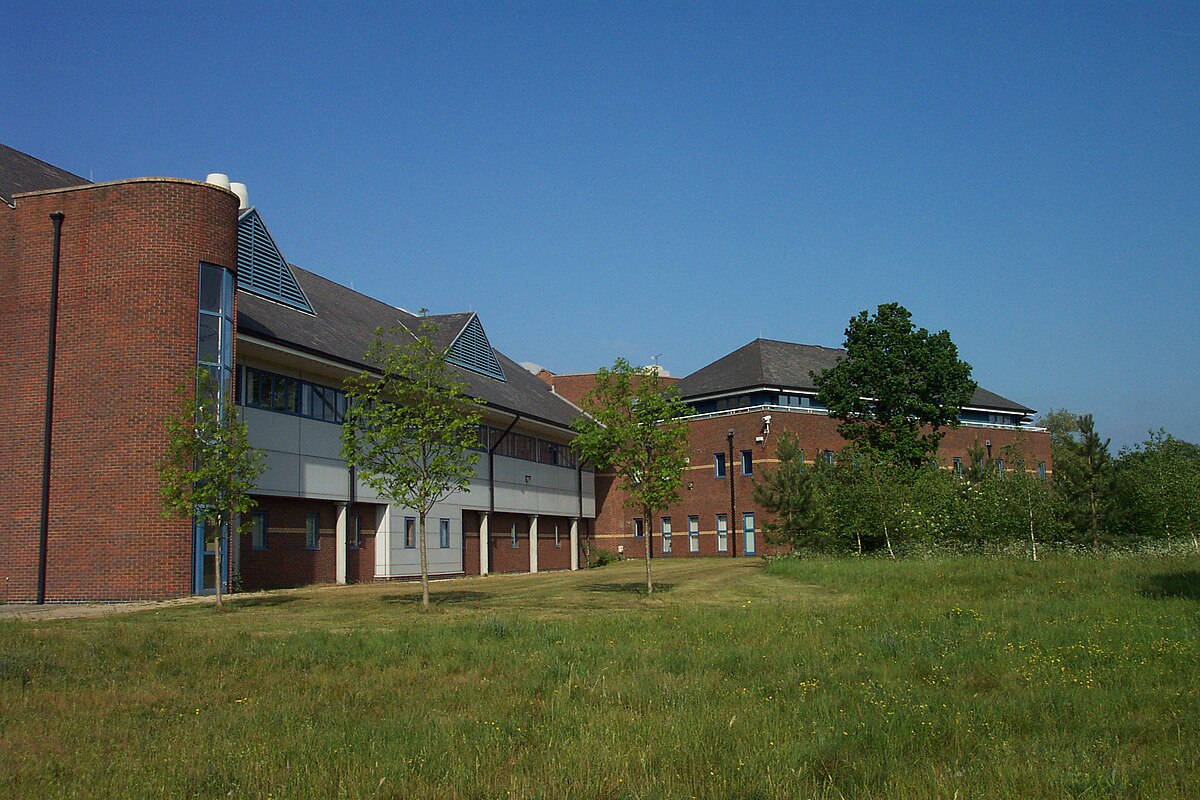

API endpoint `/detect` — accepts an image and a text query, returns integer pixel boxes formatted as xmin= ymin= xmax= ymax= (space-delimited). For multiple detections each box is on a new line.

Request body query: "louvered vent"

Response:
xmin=236 ymin=209 xmax=313 ymax=313
xmin=447 ymin=315 xmax=506 ymax=382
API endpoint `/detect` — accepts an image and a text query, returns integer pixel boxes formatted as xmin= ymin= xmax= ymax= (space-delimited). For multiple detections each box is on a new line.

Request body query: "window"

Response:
xmin=740 ymin=450 xmax=753 ymax=476
xmin=688 ymin=516 xmax=699 ymax=553
xmin=439 ymin=518 xmax=450 ymax=549
xmin=714 ymin=453 xmax=726 ymax=478
xmin=716 ymin=514 xmax=728 ymax=552
xmin=822 ymin=450 xmax=835 ymax=465
xmin=1037 ymin=461 xmax=1047 ymax=480
xmin=305 ymin=512 xmax=320 ymax=549
xmin=349 ymin=514 xmax=362 ymax=550
xmin=554 ymin=525 xmax=561 ymax=549
xmin=241 ymin=366 xmax=345 ymax=423
xmin=661 ymin=517 xmax=672 ymax=554
xmin=197 ymin=262 xmax=234 ymax=404
xmin=404 ymin=517 xmax=416 ymax=549
xmin=511 ymin=522 xmax=519 ymax=548
xmin=953 ymin=457 xmax=963 ymax=478
xmin=633 ymin=518 xmax=644 ymax=538
xmin=996 ymin=458 xmax=1005 ymax=477
xmin=250 ymin=512 xmax=267 ymax=550
xmin=743 ymin=512 xmax=755 ymax=556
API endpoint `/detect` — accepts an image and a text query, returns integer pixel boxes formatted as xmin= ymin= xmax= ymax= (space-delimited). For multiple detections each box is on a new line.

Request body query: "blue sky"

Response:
xmin=4 ymin=1 xmax=1197 ymax=449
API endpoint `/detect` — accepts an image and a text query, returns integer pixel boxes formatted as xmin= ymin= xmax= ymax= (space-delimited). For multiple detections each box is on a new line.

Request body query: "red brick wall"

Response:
xmin=462 ymin=511 xmax=580 ymax=574
xmin=237 ymin=496 xmax=379 ymax=590
xmin=0 ymin=179 xmax=238 ymax=601
xmin=592 ymin=409 xmax=1053 ymax=560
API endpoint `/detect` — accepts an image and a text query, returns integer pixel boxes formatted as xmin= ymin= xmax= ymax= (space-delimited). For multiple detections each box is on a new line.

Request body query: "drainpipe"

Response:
xmin=37 ymin=211 xmax=65 ymax=604
xmin=727 ymin=428 xmax=737 ymax=558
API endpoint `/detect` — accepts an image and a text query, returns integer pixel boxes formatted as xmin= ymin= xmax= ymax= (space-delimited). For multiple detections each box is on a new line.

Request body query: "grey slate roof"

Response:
xmin=0 ymin=144 xmax=89 ymax=204
xmin=674 ymin=338 xmax=1034 ymax=414
xmin=237 ymin=265 xmax=581 ymax=430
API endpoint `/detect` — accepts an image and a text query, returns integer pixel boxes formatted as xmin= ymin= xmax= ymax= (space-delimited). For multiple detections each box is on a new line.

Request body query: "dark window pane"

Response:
xmin=199 ymin=263 xmax=222 ymax=312
xmin=197 ymin=314 xmax=220 ymax=363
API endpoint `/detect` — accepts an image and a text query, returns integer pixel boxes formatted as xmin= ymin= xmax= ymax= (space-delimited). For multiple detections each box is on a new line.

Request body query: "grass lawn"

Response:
xmin=1 ymin=555 xmax=1198 ymax=799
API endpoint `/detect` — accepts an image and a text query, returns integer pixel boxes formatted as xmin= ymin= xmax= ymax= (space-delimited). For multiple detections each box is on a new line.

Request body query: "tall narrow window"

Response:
xmin=743 ymin=512 xmax=755 ymax=556
xmin=197 ymin=262 xmax=234 ymax=405
xmin=633 ymin=518 xmax=644 ymax=538
xmin=953 ymin=457 xmax=963 ymax=478
xmin=350 ymin=514 xmax=362 ymax=549
xmin=716 ymin=514 xmax=728 ymax=552
xmin=740 ymin=450 xmax=753 ymax=476
xmin=661 ymin=517 xmax=672 ymax=554
xmin=511 ymin=522 xmax=519 ymax=548
xmin=688 ymin=515 xmax=699 ymax=553
xmin=305 ymin=512 xmax=320 ymax=549
xmin=439 ymin=518 xmax=450 ymax=549
xmin=554 ymin=525 xmax=561 ymax=548
xmin=996 ymin=458 xmax=1005 ymax=477
xmin=714 ymin=453 xmax=726 ymax=478
xmin=404 ymin=517 xmax=416 ymax=549
xmin=251 ymin=512 xmax=268 ymax=550
xmin=1037 ymin=461 xmax=1047 ymax=480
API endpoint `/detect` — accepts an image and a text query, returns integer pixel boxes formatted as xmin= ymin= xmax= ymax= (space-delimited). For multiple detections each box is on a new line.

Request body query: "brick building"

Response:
xmin=543 ymin=338 xmax=1051 ymax=560
xmin=1 ymin=144 xmax=594 ymax=602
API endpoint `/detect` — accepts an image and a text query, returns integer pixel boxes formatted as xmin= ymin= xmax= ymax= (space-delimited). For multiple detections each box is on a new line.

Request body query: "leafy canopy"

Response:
xmin=814 ymin=303 xmax=976 ymax=467
xmin=341 ymin=319 xmax=482 ymax=517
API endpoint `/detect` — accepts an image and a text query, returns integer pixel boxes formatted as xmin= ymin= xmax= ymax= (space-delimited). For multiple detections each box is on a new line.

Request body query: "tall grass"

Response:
xmin=1 ymin=556 xmax=1197 ymax=798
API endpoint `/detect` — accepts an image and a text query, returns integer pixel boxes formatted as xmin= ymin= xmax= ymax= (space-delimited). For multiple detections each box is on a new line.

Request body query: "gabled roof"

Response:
xmin=236 ymin=266 xmax=580 ymax=429
xmin=236 ymin=208 xmax=314 ymax=313
xmin=0 ymin=144 xmax=90 ymax=204
xmin=674 ymin=338 xmax=1034 ymax=414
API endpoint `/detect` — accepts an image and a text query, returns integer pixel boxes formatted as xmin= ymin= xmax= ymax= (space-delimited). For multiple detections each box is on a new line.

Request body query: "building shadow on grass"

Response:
xmin=581 ymin=582 xmax=674 ymax=595
xmin=1141 ymin=571 xmax=1200 ymax=601
xmin=380 ymin=591 xmax=492 ymax=606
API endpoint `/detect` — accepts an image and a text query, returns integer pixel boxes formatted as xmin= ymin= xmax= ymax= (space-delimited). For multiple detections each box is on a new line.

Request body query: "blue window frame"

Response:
xmin=716 ymin=514 xmax=728 ymax=552
xmin=822 ymin=450 xmax=835 ymax=465
xmin=714 ymin=453 xmax=726 ymax=478
xmin=661 ymin=517 xmax=672 ymax=554
xmin=740 ymin=450 xmax=753 ymax=476
xmin=350 ymin=514 xmax=362 ymax=550
xmin=743 ymin=512 xmax=756 ymax=556
xmin=688 ymin=516 xmax=700 ymax=553
xmin=511 ymin=522 xmax=519 ymax=548
xmin=1037 ymin=461 xmax=1047 ymax=480
xmin=305 ymin=512 xmax=320 ymax=549
xmin=633 ymin=518 xmax=644 ymax=538
xmin=439 ymin=518 xmax=450 ymax=549
xmin=250 ymin=512 xmax=268 ymax=550
xmin=953 ymin=457 xmax=963 ymax=478
xmin=404 ymin=517 xmax=416 ymax=549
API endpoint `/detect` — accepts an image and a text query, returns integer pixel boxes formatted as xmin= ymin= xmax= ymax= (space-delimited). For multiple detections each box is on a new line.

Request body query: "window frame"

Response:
xmin=661 ymin=517 xmax=672 ymax=554
xmin=250 ymin=511 xmax=268 ymax=551
xmin=714 ymin=452 xmax=726 ymax=478
xmin=439 ymin=518 xmax=451 ymax=549
xmin=633 ymin=518 xmax=644 ymax=538
xmin=305 ymin=512 xmax=320 ymax=550
xmin=740 ymin=449 xmax=753 ymax=476
xmin=688 ymin=515 xmax=700 ymax=553
xmin=349 ymin=514 xmax=362 ymax=550
xmin=716 ymin=513 xmax=728 ymax=553
xmin=404 ymin=517 xmax=416 ymax=549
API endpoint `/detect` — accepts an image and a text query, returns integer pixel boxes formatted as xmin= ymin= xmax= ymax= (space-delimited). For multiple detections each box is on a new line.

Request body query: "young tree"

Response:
xmin=813 ymin=303 xmax=976 ymax=468
xmin=572 ymin=359 xmax=691 ymax=594
xmin=159 ymin=370 xmax=265 ymax=608
xmin=341 ymin=318 xmax=482 ymax=610
xmin=1117 ymin=431 xmax=1200 ymax=551
xmin=752 ymin=432 xmax=826 ymax=549
xmin=1056 ymin=414 xmax=1114 ymax=554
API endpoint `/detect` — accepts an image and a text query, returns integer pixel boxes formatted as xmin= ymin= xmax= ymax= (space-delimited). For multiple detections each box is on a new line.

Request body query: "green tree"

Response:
xmin=341 ymin=318 xmax=482 ymax=610
xmin=159 ymin=369 xmax=265 ymax=608
xmin=752 ymin=432 xmax=826 ymax=549
xmin=572 ymin=359 xmax=691 ymax=594
xmin=814 ymin=303 xmax=976 ymax=468
xmin=1055 ymin=414 xmax=1114 ymax=554
xmin=1117 ymin=430 xmax=1200 ymax=551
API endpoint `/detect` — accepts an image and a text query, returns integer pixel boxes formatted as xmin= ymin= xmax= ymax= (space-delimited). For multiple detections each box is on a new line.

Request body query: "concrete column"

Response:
xmin=480 ymin=512 xmax=490 ymax=576
xmin=335 ymin=502 xmax=349 ymax=584
xmin=570 ymin=517 xmax=580 ymax=571
xmin=529 ymin=514 xmax=539 ymax=574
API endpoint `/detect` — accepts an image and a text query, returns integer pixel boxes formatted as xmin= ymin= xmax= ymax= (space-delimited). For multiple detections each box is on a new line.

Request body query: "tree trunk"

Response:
xmin=1090 ymin=491 xmax=1100 ymax=555
xmin=644 ymin=506 xmax=653 ymax=595
xmin=857 ymin=530 xmax=862 ymax=556
xmin=418 ymin=512 xmax=430 ymax=610
xmin=1028 ymin=499 xmax=1038 ymax=563
xmin=213 ymin=516 xmax=224 ymax=609
xmin=884 ymin=523 xmax=895 ymax=561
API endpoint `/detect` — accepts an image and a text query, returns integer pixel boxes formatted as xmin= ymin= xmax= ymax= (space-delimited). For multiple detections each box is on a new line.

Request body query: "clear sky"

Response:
xmin=4 ymin=1 xmax=1197 ymax=449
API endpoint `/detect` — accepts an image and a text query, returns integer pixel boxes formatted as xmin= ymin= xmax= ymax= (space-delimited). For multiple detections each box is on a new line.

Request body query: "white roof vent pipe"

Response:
xmin=229 ymin=182 xmax=249 ymax=211
xmin=205 ymin=173 xmax=231 ymax=190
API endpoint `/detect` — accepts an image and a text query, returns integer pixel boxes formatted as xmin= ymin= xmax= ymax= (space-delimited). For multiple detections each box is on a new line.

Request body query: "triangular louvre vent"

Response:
xmin=446 ymin=315 xmax=506 ymax=382
xmin=236 ymin=209 xmax=313 ymax=313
